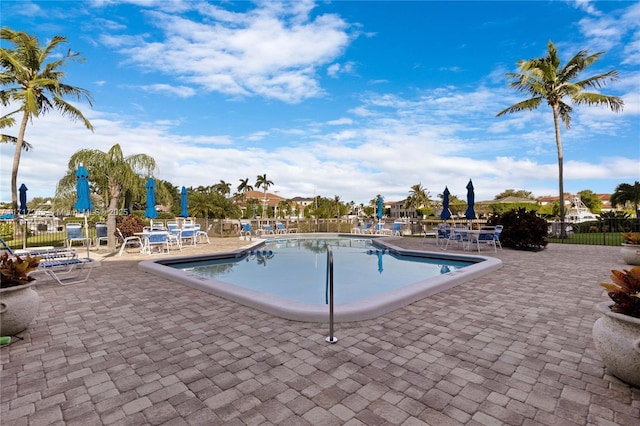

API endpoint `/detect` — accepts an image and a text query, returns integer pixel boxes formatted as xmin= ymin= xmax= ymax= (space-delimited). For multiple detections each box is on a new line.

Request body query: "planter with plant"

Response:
xmin=620 ymin=232 xmax=640 ymax=266
xmin=0 ymin=252 xmax=41 ymax=336
xmin=592 ymin=266 xmax=640 ymax=387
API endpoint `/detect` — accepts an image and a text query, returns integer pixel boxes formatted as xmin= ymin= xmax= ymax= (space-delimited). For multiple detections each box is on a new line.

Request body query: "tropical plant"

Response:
xmin=497 ymin=40 xmax=623 ymax=238
xmin=56 ymin=144 xmax=156 ymax=250
xmin=1 ymin=27 xmax=94 ymax=238
xmin=622 ymin=232 xmax=640 ymax=245
xmin=0 ymin=252 xmax=41 ymax=288
xmin=600 ymin=267 xmax=640 ymax=318
xmin=611 ymin=181 xmax=640 ymax=218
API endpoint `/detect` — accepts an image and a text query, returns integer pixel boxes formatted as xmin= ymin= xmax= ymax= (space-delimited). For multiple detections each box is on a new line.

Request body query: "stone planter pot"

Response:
xmin=621 ymin=244 xmax=640 ymax=266
xmin=592 ymin=301 xmax=640 ymax=388
xmin=0 ymin=282 xmax=40 ymax=336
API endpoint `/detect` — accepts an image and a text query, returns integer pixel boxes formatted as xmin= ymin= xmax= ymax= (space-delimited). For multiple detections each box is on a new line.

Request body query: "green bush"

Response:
xmin=487 ymin=208 xmax=548 ymax=251
xmin=0 ymin=222 xmax=13 ymax=237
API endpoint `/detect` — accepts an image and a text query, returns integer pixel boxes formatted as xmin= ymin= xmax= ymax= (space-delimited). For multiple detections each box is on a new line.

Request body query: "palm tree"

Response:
xmin=611 ymin=181 xmax=640 ymax=218
xmin=237 ymin=178 xmax=253 ymax=193
xmin=255 ymin=174 xmax=274 ymax=218
xmin=1 ymin=28 xmax=94 ymax=236
xmin=213 ymin=180 xmax=232 ymax=196
xmin=497 ymin=41 xmax=623 ymax=237
xmin=403 ymin=183 xmax=429 ymax=216
xmin=56 ymin=144 xmax=156 ymax=250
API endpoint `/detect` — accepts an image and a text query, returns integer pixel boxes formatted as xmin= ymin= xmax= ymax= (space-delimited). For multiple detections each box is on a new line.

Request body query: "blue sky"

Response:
xmin=1 ymin=0 xmax=638 ymax=205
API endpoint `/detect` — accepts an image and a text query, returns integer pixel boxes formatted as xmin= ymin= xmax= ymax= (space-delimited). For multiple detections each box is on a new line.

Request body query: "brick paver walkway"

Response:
xmin=1 ymin=237 xmax=639 ymax=425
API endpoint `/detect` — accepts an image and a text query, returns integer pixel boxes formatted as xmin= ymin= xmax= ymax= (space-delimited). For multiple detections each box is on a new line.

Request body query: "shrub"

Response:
xmin=487 ymin=208 xmax=548 ymax=251
xmin=116 ymin=215 xmax=145 ymax=238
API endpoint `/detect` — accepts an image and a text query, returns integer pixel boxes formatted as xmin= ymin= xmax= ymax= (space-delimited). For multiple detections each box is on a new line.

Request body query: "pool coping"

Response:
xmin=138 ymin=233 xmax=502 ymax=322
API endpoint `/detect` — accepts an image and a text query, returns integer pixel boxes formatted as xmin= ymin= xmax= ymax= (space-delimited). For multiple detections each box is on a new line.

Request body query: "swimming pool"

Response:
xmin=139 ymin=234 xmax=502 ymax=322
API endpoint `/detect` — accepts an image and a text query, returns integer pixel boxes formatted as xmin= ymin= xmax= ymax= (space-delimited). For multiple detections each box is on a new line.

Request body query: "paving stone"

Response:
xmin=2 ymin=241 xmax=637 ymax=425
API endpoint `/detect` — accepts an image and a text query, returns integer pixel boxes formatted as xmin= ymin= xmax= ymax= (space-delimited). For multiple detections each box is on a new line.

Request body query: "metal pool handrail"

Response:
xmin=325 ymin=245 xmax=337 ymax=344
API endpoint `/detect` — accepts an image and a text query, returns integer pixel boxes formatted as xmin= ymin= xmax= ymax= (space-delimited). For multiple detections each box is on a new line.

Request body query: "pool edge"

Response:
xmin=138 ymin=234 xmax=502 ymax=323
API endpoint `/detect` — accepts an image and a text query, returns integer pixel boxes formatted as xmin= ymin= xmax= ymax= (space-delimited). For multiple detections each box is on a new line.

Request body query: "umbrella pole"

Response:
xmin=84 ymin=214 xmax=90 ymax=258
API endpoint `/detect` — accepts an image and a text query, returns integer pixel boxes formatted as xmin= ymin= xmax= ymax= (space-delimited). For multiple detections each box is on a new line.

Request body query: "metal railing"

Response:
xmin=2 ymin=216 xmax=638 ymax=250
xmin=325 ymin=245 xmax=337 ymax=344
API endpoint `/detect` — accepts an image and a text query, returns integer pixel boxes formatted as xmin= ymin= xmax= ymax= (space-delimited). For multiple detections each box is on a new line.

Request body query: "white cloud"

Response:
xmin=139 ymin=84 xmax=196 ymax=98
xmin=97 ymin=1 xmax=354 ymax=104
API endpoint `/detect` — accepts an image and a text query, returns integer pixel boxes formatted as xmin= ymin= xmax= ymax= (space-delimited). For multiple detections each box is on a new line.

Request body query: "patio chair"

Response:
xmin=472 ymin=230 xmax=497 ymax=253
xmin=116 ymin=228 xmax=143 ymax=256
xmin=276 ymin=222 xmax=289 ymax=234
xmin=34 ymin=248 xmax=94 ymax=285
xmin=435 ymin=223 xmax=450 ymax=246
xmin=373 ymin=223 xmax=385 ymax=234
xmin=240 ymin=223 xmax=252 ymax=240
xmin=144 ymin=231 xmax=170 ymax=254
xmin=391 ymin=222 xmax=402 ymax=236
xmin=66 ymin=223 xmax=88 ymax=248
xmin=494 ymin=225 xmax=503 ymax=250
xmin=195 ymin=224 xmax=211 ymax=244
xmin=262 ymin=224 xmax=276 ymax=235
xmin=95 ymin=223 xmax=108 ymax=246
xmin=179 ymin=227 xmax=197 ymax=247
xmin=165 ymin=225 xmax=182 ymax=251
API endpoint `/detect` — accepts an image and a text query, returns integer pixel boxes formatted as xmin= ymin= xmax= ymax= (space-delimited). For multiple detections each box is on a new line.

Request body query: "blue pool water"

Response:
xmin=139 ymin=234 xmax=502 ymax=322
xmin=173 ymin=238 xmax=473 ymax=305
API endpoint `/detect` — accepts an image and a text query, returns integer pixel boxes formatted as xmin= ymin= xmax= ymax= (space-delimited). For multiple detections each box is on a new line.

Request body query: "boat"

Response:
xmin=566 ymin=196 xmax=597 ymax=223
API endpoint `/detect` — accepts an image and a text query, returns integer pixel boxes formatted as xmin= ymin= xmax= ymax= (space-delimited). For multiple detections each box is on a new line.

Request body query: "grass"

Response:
xmin=547 ymin=232 xmax=624 ymax=246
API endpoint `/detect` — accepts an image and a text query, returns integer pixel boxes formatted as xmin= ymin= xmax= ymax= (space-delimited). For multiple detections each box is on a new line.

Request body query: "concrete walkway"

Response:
xmin=1 ymin=237 xmax=638 ymax=425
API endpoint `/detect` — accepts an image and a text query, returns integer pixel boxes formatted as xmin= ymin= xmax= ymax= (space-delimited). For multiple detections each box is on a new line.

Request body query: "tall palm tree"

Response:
xmin=497 ymin=41 xmax=623 ymax=237
xmin=611 ymin=181 xmax=640 ymax=218
xmin=255 ymin=174 xmax=274 ymax=218
xmin=1 ymin=27 xmax=94 ymax=236
xmin=56 ymin=144 xmax=156 ymax=250
xmin=237 ymin=177 xmax=253 ymax=193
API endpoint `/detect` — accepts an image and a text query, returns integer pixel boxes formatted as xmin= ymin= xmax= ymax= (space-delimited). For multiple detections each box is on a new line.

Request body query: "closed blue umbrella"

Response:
xmin=465 ymin=179 xmax=476 ymax=220
xmin=377 ymin=196 xmax=384 ymax=220
xmin=74 ymin=165 xmax=93 ymax=256
xmin=74 ymin=165 xmax=93 ymax=213
xmin=440 ymin=187 xmax=452 ymax=220
xmin=19 ymin=184 xmax=28 ymax=214
xmin=144 ymin=177 xmax=158 ymax=219
xmin=180 ymin=186 xmax=189 ymax=217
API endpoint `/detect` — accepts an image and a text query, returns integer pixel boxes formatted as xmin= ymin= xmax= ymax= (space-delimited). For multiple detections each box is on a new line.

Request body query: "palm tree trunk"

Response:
xmin=107 ymin=181 xmax=121 ymax=251
xmin=11 ymin=111 xmax=30 ymax=240
xmin=552 ymin=105 xmax=566 ymax=238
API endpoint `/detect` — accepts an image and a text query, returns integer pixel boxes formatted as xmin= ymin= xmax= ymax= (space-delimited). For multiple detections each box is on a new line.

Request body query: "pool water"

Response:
xmin=140 ymin=234 xmax=502 ymax=322
xmin=174 ymin=238 xmax=472 ymax=305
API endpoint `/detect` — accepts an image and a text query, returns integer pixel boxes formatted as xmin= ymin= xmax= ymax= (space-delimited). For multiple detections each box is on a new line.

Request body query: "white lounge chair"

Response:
xmin=32 ymin=248 xmax=94 ymax=285
xmin=117 ymin=228 xmax=143 ymax=256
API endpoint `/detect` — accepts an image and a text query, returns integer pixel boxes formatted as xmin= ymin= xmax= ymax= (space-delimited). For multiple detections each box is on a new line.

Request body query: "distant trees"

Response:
xmin=494 ymin=189 xmax=535 ymax=200
xmin=497 ymin=41 xmax=623 ymax=237
xmin=611 ymin=181 xmax=640 ymax=218
xmin=577 ymin=189 xmax=603 ymax=213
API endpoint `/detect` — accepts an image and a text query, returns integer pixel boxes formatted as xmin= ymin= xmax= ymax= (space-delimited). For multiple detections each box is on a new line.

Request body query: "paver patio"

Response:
xmin=1 ymin=236 xmax=638 ymax=425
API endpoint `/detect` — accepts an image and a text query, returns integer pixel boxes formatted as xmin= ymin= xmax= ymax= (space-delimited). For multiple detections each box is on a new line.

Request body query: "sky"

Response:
xmin=1 ymin=0 xmax=639 ymax=206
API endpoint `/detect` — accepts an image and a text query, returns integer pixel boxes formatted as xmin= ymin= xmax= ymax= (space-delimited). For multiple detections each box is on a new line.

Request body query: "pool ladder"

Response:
xmin=326 ymin=246 xmax=337 ymax=344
